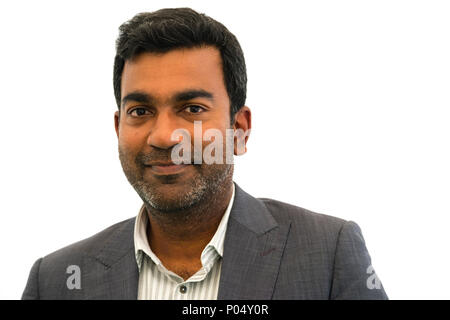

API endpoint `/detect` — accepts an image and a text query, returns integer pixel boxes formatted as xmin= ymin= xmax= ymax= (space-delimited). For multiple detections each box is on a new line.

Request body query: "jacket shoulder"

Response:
xmin=22 ymin=217 xmax=135 ymax=299
xmin=42 ymin=217 xmax=135 ymax=263
xmin=257 ymin=197 xmax=388 ymax=299
xmin=258 ymin=197 xmax=347 ymax=235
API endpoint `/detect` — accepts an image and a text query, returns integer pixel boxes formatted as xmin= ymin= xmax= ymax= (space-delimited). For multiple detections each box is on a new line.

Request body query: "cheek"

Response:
xmin=118 ymin=129 xmax=147 ymax=151
xmin=118 ymin=133 xmax=144 ymax=174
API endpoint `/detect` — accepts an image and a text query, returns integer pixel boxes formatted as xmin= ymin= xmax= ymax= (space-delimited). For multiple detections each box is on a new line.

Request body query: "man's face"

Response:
xmin=115 ymin=46 xmax=234 ymax=212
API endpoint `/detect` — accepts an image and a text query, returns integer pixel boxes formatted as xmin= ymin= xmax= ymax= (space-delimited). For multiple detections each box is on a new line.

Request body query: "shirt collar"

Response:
xmin=134 ymin=182 xmax=235 ymax=270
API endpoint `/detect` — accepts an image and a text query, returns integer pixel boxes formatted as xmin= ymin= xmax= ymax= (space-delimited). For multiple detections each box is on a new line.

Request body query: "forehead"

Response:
xmin=121 ymin=46 xmax=227 ymax=102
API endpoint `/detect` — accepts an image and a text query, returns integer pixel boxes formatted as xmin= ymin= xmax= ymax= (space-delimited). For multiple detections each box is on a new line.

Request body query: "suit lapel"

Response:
xmin=218 ymin=183 xmax=291 ymax=299
xmin=83 ymin=218 xmax=139 ymax=300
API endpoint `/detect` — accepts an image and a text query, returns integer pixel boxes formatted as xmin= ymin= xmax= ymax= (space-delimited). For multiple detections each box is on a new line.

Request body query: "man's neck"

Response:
xmin=145 ymin=180 xmax=234 ymax=266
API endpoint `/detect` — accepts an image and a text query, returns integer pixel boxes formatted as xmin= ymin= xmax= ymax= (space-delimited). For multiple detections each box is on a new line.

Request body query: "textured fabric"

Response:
xmin=134 ymin=183 xmax=235 ymax=299
xmin=22 ymin=182 xmax=388 ymax=300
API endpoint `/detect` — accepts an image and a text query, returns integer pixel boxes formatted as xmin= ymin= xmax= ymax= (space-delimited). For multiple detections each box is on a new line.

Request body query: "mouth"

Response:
xmin=145 ymin=162 xmax=190 ymax=175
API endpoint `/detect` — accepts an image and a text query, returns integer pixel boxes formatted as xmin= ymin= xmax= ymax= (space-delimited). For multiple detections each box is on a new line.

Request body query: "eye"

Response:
xmin=129 ymin=107 xmax=152 ymax=117
xmin=184 ymin=105 xmax=205 ymax=114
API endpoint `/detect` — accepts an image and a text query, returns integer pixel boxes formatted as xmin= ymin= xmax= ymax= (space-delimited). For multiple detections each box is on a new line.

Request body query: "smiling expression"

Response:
xmin=115 ymin=46 xmax=235 ymax=212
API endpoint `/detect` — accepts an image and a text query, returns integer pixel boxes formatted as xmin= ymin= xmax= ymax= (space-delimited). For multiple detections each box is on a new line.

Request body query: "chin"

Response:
xmin=147 ymin=196 xmax=200 ymax=213
xmin=136 ymin=183 xmax=204 ymax=213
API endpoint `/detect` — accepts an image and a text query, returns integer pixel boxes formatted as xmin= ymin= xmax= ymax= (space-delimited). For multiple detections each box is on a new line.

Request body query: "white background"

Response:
xmin=0 ymin=0 xmax=449 ymax=300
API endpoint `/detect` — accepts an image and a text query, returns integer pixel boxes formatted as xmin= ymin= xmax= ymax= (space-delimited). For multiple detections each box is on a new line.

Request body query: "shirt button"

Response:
xmin=179 ymin=285 xmax=187 ymax=294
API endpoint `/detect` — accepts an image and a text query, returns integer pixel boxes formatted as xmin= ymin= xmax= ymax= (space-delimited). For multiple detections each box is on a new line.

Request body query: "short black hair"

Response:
xmin=113 ymin=7 xmax=247 ymax=124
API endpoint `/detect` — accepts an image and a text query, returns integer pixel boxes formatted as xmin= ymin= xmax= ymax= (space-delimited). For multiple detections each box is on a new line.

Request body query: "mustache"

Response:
xmin=135 ymin=148 xmax=197 ymax=166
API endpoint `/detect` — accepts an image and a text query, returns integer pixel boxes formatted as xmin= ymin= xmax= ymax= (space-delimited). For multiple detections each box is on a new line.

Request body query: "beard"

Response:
xmin=119 ymin=146 xmax=233 ymax=214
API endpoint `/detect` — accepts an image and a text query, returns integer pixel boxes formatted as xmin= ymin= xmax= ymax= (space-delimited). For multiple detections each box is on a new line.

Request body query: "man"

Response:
xmin=22 ymin=8 xmax=387 ymax=300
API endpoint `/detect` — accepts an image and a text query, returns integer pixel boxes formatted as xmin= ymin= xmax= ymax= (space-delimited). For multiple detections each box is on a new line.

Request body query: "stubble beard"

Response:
xmin=119 ymin=147 xmax=234 ymax=217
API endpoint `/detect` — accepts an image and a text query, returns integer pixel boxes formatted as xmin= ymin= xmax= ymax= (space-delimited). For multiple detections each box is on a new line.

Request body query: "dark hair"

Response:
xmin=113 ymin=7 xmax=247 ymax=124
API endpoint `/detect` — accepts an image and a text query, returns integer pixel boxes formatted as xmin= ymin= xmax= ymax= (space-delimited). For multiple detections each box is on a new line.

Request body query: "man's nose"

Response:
xmin=147 ymin=110 xmax=183 ymax=149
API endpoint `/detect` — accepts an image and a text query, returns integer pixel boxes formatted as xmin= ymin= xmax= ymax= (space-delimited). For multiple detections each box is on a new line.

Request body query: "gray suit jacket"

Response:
xmin=22 ymin=183 xmax=388 ymax=299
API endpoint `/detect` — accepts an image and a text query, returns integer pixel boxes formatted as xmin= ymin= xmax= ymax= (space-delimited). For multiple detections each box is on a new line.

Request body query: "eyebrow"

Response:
xmin=121 ymin=89 xmax=214 ymax=108
xmin=173 ymin=89 xmax=214 ymax=102
xmin=121 ymin=92 xmax=153 ymax=107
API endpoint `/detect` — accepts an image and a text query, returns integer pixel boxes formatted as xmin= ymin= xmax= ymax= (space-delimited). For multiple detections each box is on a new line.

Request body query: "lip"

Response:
xmin=146 ymin=163 xmax=190 ymax=175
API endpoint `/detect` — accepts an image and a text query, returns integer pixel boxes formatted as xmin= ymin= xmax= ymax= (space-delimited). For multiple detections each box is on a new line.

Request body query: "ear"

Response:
xmin=232 ymin=106 xmax=252 ymax=155
xmin=114 ymin=110 xmax=120 ymax=138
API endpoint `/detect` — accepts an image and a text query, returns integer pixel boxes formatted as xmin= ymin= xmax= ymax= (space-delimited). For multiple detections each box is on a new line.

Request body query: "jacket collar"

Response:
xmin=84 ymin=217 xmax=138 ymax=299
xmin=218 ymin=183 xmax=291 ymax=299
xmin=228 ymin=182 xmax=278 ymax=235
xmin=85 ymin=182 xmax=290 ymax=300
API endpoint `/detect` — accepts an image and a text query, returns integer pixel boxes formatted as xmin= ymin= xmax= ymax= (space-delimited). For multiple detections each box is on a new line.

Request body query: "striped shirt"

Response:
xmin=134 ymin=183 xmax=235 ymax=300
